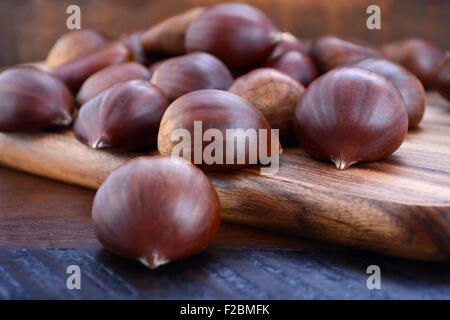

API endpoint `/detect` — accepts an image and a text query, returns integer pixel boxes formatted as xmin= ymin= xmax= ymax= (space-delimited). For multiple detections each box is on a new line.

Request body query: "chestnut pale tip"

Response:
xmin=91 ymin=134 xmax=111 ymax=149
xmin=279 ymin=32 xmax=296 ymax=42
xmin=272 ymin=32 xmax=284 ymax=43
xmin=138 ymin=252 xmax=170 ymax=269
xmin=52 ymin=112 xmax=73 ymax=127
xmin=332 ymin=158 xmax=355 ymax=170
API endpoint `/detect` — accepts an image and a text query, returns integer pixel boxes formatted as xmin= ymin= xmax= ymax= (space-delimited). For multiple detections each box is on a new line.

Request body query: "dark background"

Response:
xmin=0 ymin=0 xmax=449 ymax=67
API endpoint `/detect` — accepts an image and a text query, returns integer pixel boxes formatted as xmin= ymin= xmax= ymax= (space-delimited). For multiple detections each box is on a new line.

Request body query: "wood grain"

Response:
xmin=0 ymin=166 xmax=447 ymax=299
xmin=0 ymin=247 xmax=449 ymax=299
xmin=0 ymin=92 xmax=448 ymax=261
xmin=0 ymin=165 xmax=313 ymax=249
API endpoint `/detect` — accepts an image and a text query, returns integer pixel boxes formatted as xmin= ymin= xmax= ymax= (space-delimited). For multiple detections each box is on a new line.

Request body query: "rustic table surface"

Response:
xmin=0 ymin=166 xmax=449 ymax=299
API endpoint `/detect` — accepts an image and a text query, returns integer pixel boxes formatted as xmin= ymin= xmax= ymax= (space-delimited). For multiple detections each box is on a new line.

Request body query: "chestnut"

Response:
xmin=185 ymin=3 xmax=281 ymax=70
xmin=74 ymin=80 xmax=169 ymax=150
xmin=92 ymin=155 xmax=220 ymax=269
xmin=158 ymin=89 xmax=281 ymax=170
xmin=148 ymin=59 xmax=166 ymax=78
xmin=382 ymin=38 xmax=446 ymax=88
xmin=435 ymin=57 xmax=450 ymax=101
xmin=268 ymin=32 xmax=309 ymax=60
xmin=229 ymin=68 xmax=305 ymax=142
xmin=46 ymin=29 xmax=109 ymax=69
xmin=150 ymin=52 xmax=233 ymax=101
xmin=294 ymin=67 xmax=408 ymax=170
xmin=76 ymin=62 xmax=151 ymax=105
xmin=310 ymin=35 xmax=384 ymax=73
xmin=0 ymin=67 xmax=74 ymax=132
xmin=346 ymin=58 xmax=425 ymax=127
xmin=52 ymin=42 xmax=133 ymax=92
xmin=263 ymin=50 xmax=318 ymax=87
xmin=141 ymin=6 xmax=206 ymax=56
xmin=119 ymin=29 xmax=151 ymax=65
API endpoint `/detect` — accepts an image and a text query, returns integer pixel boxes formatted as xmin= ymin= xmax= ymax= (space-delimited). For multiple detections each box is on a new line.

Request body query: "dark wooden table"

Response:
xmin=0 ymin=166 xmax=449 ymax=299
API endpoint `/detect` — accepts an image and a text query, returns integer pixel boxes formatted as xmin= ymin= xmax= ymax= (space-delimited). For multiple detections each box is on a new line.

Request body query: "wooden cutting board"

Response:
xmin=0 ymin=92 xmax=449 ymax=261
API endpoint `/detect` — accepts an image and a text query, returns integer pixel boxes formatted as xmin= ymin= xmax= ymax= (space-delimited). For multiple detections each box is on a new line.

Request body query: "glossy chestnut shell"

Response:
xmin=434 ymin=57 xmax=450 ymax=101
xmin=141 ymin=6 xmax=206 ymax=56
xmin=76 ymin=62 xmax=151 ymax=105
xmin=158 ymin=89 xmax=281 ymax=170
xmin=52 ymin=42 xmax=132 ymax=92
xmin=347 ymin=58 xmax=425 ymax=127
xmin=310 ymin=35 xmax=384 ymax=73
xmin=185 ymin=3 xmax=281 ymax=70
xmin=46 ymin=29 xmax=109 ymax=69
xmin=294 ymin=67 xmax=408 ymax=170
xmin=264 ymin=50 xmax=318 ymax=87
xmin=229 ymin=68 xmax=305 ymax=143
xmin=0 ymin=67 xmax=74 ymax=132
xmin=92 ymin=155 xmax=221 ymax=269
xmin=74 ymin=80 xmax=169 ymax=150
xmin=150 ymin=52 xmax=233 ymax=101
xmin=382 ymin=38 xmax=446 ymax=88
xmin=148 ymin=59 xmax=166 ymax=78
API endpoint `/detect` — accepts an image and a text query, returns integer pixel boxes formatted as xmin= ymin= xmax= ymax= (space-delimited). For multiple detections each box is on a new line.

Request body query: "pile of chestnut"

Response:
xmin=0 ymin=2 xmax=448 ymax=268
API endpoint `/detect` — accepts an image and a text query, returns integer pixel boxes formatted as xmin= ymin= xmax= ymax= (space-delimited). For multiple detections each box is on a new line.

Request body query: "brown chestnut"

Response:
xmin=0 ymin=67 xmax=74 ymax=132
xmin=268 ymin=32 xmax=309 ymax=60
xmin=294 ymin=67 xmax=408 ymax=170
xmin=158 ymin=89 xmax=281 ymax=170
xmin=310 ymin=35 xmax=384 ymax=73
xmin=119 ymin=29 xmax=151 ymax=65
xmin=229 ymin=68 xmax=305 ymax=142
xmin=435 ymin=57 xmax=450 ymax=101
xmin=264 ymin=50 xmax=318 ymax=87
xmin=150 ymin=52 xmax=233 ymax=101
xmin=46 ymin=29 xmax=109 ymax=69
xmin=382 ymin=38 xmax=446 ymax=88
xmin=185 ymin=3 xmax=281 ymax=70
xmin=346 ymin=58 xmax=425 ymax=127
xmin=92 ymin=155 xmax=221 ymax=269
xmin=74 ymin=80 xmax=169 ymax=150
xmin=76 ymin=62 xmax=151 ymax=105
xmin=141 ymin=7 xmax=206 ymax=56
xmin=148 ymin=59 xmax=166 ymax=78
xmin=52 ymin=42 xmax=132 ymax=92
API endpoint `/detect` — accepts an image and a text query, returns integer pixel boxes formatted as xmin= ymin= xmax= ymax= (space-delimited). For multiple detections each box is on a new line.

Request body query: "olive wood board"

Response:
xmin=0 ymin=92 xmax=449 ymax=261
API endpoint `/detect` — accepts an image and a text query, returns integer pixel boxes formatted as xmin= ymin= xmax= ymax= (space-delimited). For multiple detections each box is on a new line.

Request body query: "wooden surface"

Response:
xmin=0 ymin=168 xmax=449 ymax=299
xmin=1 ymin=0 xmax=449 ymax=67
xmin=0 ymin=247 xmax=449 ymax=299
xmin=0 ymin=93 xmax=449 ymax=261
xmin=0 ymin=165 xmax=312 ymax=250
